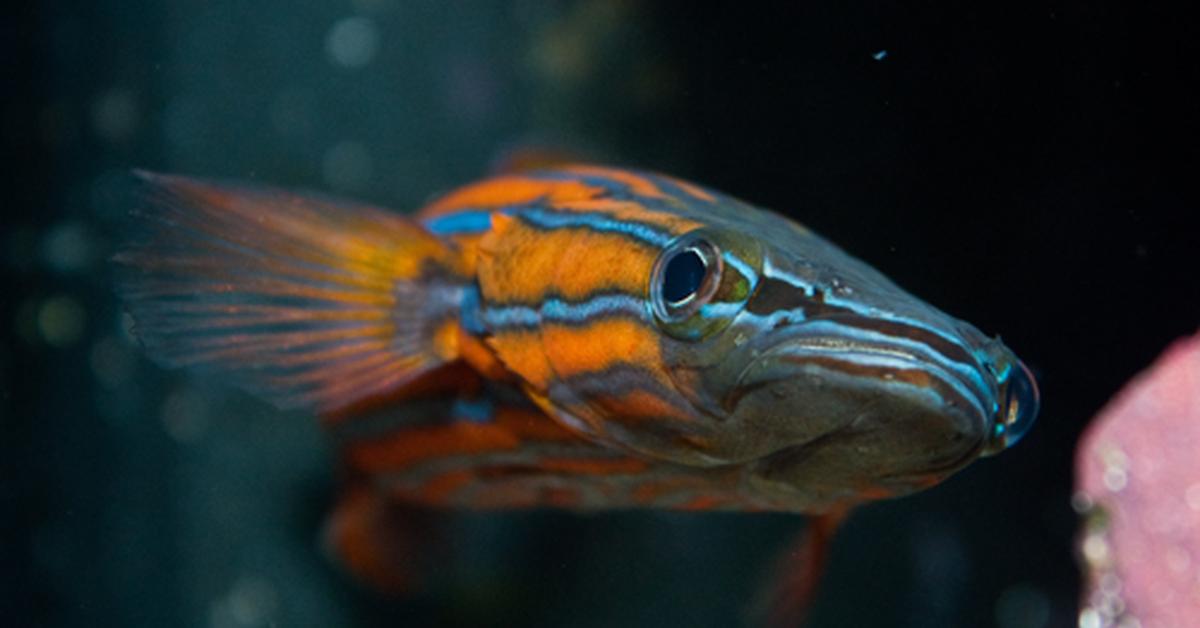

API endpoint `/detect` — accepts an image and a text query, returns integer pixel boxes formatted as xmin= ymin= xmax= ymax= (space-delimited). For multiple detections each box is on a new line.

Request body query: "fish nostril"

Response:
xmin=982 ymin=358 xmax=1040 ymax=456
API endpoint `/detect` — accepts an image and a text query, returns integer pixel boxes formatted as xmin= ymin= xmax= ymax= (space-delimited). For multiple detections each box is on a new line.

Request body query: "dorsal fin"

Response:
xmin=114 ymin=172 xmax=466 ymax=415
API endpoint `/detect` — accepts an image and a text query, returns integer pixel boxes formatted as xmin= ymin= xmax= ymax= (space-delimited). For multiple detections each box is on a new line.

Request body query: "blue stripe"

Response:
xmin=481 ymin=304 xmax=541 ymax=328
xmin=518 ymin=208 xmax=673 ymax=247
xmin=542 ymin=294 xmax=646 ymax=321
xmin=424 ymin=210 xmax=493 ymax=235
xmin=724 ymin=305 xmax=807 ymax=326
xmin=722 ymin=251 xmax=759 ymax=286
xmin=761 ymin=255 xmax=970 ymax=352
xmin=782 ymin=319 xmax=991 ymax=408
xmin=483 ymin=294 xmax=647 ymax=330
xmin=451 ymin=397 xmax=495 ymax=423
xmin=459 ymin=285 xmax=486 ymax=334
xmin=774 ymin=346 xmax=987 ymax=417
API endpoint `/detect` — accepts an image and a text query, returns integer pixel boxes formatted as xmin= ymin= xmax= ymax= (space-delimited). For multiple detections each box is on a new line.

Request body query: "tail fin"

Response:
xmin=114 ymin=172 xmax=465 ymax=414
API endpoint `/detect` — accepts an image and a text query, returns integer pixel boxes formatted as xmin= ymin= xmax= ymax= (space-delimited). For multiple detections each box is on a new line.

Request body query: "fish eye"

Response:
xmin=651 ymin=236 xmax=722 ymax=323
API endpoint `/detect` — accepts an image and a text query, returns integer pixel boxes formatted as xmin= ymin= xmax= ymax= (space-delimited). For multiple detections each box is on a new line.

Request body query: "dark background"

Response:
xmin=4 ymin=1 xmax=1197 ymax=627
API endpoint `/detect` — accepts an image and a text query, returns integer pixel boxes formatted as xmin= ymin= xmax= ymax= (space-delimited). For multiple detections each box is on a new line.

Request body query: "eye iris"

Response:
xmin=661 ymin=248 xmax=707 ymax=304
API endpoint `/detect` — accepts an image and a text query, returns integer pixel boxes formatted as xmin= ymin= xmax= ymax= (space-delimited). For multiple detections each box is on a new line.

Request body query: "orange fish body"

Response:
xmin=116 ymin=164 xmax=1038 ymax=612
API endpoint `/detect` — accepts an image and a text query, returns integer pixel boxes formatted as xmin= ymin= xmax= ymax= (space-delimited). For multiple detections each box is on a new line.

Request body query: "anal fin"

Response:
xmin=322 ymin=485 xmax=445 ymax=596
xmin=752 ymin=509 xmax=849 ymax=628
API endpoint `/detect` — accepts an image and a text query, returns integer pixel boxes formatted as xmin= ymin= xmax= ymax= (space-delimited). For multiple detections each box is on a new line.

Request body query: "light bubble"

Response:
xmin=321 ymin=140 xmax=373 ymax=191
xmin=228 ymin=576 xmax=278 ymax=626
xmin=42 ymin=220 xmax=100 ymax=273
xmin=208 ymin=574 xmax=278 ymax=628
xmin=91 ymin=87 xmax=139 ymax=142
xmin=37 ymin=295 xmax=86 ymax=348
xmin=1071 ymin=491 xmax=1095 ymax=514
xmin=1082 ymin=533 xmax=1110 ymax=566
xmin=325 ymin=16 xmax=380 ymax=68
xmin=1102 ymin=465 xmax=1128 ymax=492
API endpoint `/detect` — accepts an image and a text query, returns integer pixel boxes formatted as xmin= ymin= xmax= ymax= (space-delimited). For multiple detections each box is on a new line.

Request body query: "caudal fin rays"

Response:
xmin=115 ymin=172 xmax=465 ymax=414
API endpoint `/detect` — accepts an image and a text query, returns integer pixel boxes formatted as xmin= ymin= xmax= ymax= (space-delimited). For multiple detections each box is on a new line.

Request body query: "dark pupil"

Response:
xmin=661 ymin=249 xmax=707 ymax=304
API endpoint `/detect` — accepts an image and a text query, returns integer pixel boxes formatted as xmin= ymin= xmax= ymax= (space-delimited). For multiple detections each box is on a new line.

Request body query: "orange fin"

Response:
xmin=752 ymin=510 xmax=849 ymax=628
xmin=487 ymin=140 xmax=599 ymax=175
xmin=322 ymin=485 xmax=445 ymax=595
xmin=114 ymin=172 xmax=465 ymax=414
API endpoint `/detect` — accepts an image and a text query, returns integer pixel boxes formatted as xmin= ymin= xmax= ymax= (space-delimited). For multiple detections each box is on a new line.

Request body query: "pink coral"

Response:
xmin=1076 ymin=331 xmax=1200 ymax=627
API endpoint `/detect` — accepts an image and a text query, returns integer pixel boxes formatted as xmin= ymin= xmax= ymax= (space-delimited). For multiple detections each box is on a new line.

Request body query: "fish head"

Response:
xmin=649 ymin=207 xmax=1039 ymax=509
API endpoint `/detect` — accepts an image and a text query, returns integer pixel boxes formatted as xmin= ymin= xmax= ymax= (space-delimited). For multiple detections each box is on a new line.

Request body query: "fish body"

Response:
xmin=116 ymin=164 xmax=1038 ymax=597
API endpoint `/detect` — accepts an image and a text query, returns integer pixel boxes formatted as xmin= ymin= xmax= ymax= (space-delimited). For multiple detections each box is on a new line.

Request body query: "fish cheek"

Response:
xmin=745 ymin=384 xmax=986 ymax=507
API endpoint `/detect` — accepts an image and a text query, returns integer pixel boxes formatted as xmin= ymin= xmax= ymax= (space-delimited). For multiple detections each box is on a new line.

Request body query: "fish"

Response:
xmin=114 ymin=164 xmax=1039 ymax=622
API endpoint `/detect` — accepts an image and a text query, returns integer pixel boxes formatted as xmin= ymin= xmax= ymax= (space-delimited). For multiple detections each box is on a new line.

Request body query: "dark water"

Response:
xmin=5 ymin=2 xmax=1197 ymax=627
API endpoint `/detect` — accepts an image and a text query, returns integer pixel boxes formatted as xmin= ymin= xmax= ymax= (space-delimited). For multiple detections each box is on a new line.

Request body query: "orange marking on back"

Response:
xmin=561 ymin=165 xmax=671 ymax=201
xmin=478 ymin=221 xmax=657 ymax=303
xmin=543 ymin=319 xmax=663 ymax=379
xmin=421 ymin=176 xmax=603 ymax=217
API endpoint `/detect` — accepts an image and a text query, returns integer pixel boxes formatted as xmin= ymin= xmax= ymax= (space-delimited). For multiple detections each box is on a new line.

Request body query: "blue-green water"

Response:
xmin=6 ymin=2 xmax=1197 ymax=627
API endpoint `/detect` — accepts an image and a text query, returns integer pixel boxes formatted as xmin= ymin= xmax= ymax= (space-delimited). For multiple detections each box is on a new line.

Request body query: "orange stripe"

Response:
xmin=552 ymin=198 xmax=702 ymax=234
xmin=597 ymin=388 xmax=692 ymax=422
xmin=494 ymin=406 xmax=578 ymax=441
xmin=561 ymin=165 xmax=671 ymax=201
xmin=415 ymin=469 xmax=476 ymax=503
xmin=478 ymin=221 xmax=657 ymax=302
xmin=456 ymin=326 xmax=512 ymax=381
xmin=488 ymin=330 xmax=553 ymax=389
xmin=421 ymin=176 xmax=604 ymax=217
xmin=430 ymin=319 xmax=460 ymax=361
xmin=543 ymin=319 xmax=663 ymax=379
xmin=678 ymin=495 xmax=726 ymax=511
xmin=348 ymin=422 xmax=522 ymax=472
xmin=537 ymin=457 xmax=649 ymax=475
